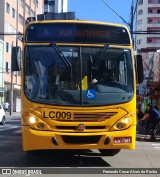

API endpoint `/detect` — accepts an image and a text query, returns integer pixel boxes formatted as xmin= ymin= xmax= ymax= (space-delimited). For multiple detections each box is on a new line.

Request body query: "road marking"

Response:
xmin=152 ymin=143 xmax=160 ymax=149
xmin=14 ymin=130 xmax=22 ymax=134
xmin=152 ymin=144 xmax=160 ymax=146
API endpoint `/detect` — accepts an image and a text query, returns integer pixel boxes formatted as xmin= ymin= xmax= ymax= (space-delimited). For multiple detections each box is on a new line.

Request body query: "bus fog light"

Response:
xmin=37 ymin=123 xmax=44 ymax=129
xmin=116 ymin=123 xmax=124 ymax=129
xmin=29 ymin=116 xmax=36 ymax=124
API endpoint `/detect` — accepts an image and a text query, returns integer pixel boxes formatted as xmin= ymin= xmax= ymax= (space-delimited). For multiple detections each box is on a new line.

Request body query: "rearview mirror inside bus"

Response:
xmin=11 ymin=46 xmax=21 ymax=71
xmin=135 ymin=54 xmax=144 ymax=84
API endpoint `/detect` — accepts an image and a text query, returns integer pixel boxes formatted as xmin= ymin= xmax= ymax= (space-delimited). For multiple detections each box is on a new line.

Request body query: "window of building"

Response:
xmin=25 ymin=3 xmax=30 ymax=14
xmin=49 ymin=0 xmax=55 ymax=6
xmin=137 ymin=39 xmax=142 ymax=45
xmin=31 ymin=10 xmax=35 ymax=17
xmin=156 ymin=39 xmax=160 ymax=44
xmin=158 ymin=0 xmax=160 ymax=4
xmin=18 ymin=14 xmax=24 ymax=25
xmin=147 ymin=39 xmax=152 ymax=43
xmin=157 ymin=9 xmax=160 ymax=13
xmin=148 ymin=18 xmax=152 ymax=23
xmin=148 ymin=0 xmax=153 ymax=3
xmin=158 ymin=19 xmax=160 ymax=24
xmin=6 ymin=43 xmax=9 ymax=53
xmin=138 ymin=0 xmax=143 ymax=5
xmin=44 ymin=1 xmax=48 ymax=12
xmin=44 ymin=0 xmax=55 ymax=13
xmin=18 ymin=0 xmax=24 ymax=7
xmin=5 ymin=62 xmax=9 ymax=73
xmin=138 ymin=19 xmax=142 ymax=25
xmin=12 ymin=8 xmax=16 ymax=18
xmin=148 ymin=9 xmax=153 ymax=13
xmin=138 ymin=10 xmax=143 ymax=15
xmin=6 ymin=3 xmax=10 ymax=14
xmin=6 ymin=43 xmax=12 ymax=53
xmin=36 ymin=0 xmax=39 ymax=8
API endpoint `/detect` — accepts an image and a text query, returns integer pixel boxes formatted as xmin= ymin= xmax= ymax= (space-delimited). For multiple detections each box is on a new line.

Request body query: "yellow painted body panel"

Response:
xmin=22 ymin=124 xmax=136 ymax=151
xmin=21 ymin=97 xmax=137 ymax=151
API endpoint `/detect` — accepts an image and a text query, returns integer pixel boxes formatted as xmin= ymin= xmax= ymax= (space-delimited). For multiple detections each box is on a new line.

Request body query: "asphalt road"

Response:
xmin=0 ymin=115 xmax=160 ymax=177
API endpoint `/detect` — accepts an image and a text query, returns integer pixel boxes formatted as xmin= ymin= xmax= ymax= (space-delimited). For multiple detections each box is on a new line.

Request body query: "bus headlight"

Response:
xmin=29 ymin=116 xmax=36 ymax=124
xmin=23 ymin=113 xmax=52 ymax=131
xmin=110 ymin=117 xmax=132 ymax=131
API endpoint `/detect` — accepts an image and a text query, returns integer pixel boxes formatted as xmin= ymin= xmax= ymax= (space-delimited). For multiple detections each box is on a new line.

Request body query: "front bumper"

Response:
xmin=22 ymin=125 xmax=136 ymax=151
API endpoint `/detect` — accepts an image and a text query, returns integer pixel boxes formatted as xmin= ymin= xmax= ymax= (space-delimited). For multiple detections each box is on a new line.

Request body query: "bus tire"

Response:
xmin=99 ymin=149 xmax=121 ymax=156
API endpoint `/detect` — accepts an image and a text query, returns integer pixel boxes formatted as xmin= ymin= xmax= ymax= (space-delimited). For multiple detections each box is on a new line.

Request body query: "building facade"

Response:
xmin=44 ymin=0 xmax=68 ymax=13
xmin=136 ymin=0 xmax=160 ymax=110
xmin=0 ymin=40 xmax=5 ymax=105
xmin=0 ymin=0 xmax=44 ymax=111
xmin=136 ymin=0 xmax=160 ymax=51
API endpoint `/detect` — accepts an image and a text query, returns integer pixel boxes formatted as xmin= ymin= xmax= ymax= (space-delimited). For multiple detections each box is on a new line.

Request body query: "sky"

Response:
xmin=68 ymin=0 xmax=134 ymax=29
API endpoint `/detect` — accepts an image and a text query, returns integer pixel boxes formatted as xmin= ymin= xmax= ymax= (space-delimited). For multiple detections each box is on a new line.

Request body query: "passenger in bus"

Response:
xmin=100 ymin=69 xmax=115 ymax=83
xmin=47 ymin=62 xmax=65 ymax=98
xmin=90 ymin=69 xmax=116 ymax=91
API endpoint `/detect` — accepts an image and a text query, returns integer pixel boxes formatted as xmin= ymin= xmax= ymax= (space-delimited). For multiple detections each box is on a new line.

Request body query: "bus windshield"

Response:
xmin=24 ymin=45 xmax=134 ymax=106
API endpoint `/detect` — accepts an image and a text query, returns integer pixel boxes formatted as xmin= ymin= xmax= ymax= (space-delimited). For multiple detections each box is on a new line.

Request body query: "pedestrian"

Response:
xmin=141 ymin=103 xmax=160 ymax=137
xmin=137 ymin=104 xmax=144 ymax=120
xmin=3 ymin=102 xmax=9 ymax=112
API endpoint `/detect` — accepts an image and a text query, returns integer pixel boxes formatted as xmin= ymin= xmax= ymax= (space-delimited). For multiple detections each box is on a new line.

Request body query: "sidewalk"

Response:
xmin=5 ymin=111 xmax=21 ymax=117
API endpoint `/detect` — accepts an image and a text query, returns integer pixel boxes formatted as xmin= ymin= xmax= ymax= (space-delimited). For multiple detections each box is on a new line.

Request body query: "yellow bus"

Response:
xmin=18 ymin=20 xmax=142 ymax=156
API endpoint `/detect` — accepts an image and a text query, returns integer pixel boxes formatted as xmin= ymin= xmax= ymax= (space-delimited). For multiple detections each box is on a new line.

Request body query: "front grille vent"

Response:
xmin=56 ymin=126 xmax=105 ymax=130
xmin=73 ymin=112 xmax=117 ymax=122
xmin=62 ymin=135 xmax=101 ymax=144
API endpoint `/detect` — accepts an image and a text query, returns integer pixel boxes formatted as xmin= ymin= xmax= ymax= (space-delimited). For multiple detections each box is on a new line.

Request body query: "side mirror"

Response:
xmin=135 ymin=54 xmax=144 ymax=84
xmin=11 ymin=46 xmax=21 ymax=71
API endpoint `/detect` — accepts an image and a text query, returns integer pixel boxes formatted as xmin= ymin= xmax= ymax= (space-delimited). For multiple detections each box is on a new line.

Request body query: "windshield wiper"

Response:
xmin=92 ymin=43 xmax=109 ymax=69
xmin=50 ymin=42 xmax=71 ymax=68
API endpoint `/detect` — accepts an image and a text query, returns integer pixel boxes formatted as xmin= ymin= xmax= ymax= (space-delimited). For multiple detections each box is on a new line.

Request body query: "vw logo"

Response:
xmin=77 ymin=124 xmax=85 ymax=131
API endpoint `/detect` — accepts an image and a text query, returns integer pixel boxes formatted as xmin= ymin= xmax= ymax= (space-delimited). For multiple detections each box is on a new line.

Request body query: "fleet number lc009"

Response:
xmin=42 ymin=110 xmax=73 ymax=120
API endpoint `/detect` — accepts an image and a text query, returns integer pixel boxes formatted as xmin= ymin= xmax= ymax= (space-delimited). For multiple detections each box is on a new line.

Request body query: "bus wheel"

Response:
xmin=99 ymin=149 xmax=120 ymax=156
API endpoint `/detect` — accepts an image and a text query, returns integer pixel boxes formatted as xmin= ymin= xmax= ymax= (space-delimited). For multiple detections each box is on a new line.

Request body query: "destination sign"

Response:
xmin=26 ymin=22 xmax=130 ymax=45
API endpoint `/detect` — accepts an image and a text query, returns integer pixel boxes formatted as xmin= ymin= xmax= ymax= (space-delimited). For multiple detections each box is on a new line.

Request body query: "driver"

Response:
xmin=100 ymin=69 xmax=115 ymax=83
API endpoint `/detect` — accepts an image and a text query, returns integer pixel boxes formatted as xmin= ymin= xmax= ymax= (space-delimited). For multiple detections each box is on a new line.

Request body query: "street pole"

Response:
xmin=10 ymin=41 xmax=14 ymax=115
xmin=130 ymin=0 xmax=137 ymax=48
xmin=130 ymin=0 xmax=134 ymax=42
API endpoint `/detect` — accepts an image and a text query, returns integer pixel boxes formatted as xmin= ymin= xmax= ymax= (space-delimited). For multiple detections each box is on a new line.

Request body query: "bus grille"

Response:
xmin=73 ymin=112 xmax=117 ymax=122
xmin=61 ymin=135 xmax=101 ymax=144
xmin=56 ymin=126 xmax=105 ymax=130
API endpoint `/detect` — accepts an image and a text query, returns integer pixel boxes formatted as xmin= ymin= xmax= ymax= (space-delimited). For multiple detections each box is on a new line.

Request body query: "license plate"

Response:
xmin=114 ymin=137 xmax=132 ymax=144
xmin=42 ymin=109 xmax=74 ymax=120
